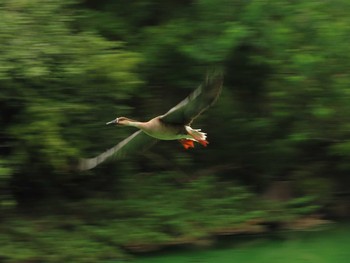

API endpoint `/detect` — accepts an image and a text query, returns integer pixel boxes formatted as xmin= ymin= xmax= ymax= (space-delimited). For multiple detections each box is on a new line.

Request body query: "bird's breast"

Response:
xmin=144 ymin=131 xmax=187 ymax=140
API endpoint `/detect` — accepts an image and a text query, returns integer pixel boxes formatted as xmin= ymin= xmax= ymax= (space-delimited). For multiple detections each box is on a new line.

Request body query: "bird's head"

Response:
xmin=106 ymin=117 xmax=137 ymax=126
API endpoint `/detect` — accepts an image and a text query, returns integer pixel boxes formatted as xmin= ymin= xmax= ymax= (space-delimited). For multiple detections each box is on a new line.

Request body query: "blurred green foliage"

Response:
xmin=0 ymin=173 xmax=318 ymax=262
xmin=0 ymin=0 xmax=349 ymax=261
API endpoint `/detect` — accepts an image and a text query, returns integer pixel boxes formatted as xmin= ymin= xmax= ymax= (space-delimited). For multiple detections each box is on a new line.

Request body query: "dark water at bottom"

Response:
xmin=132 ymin=224 xmax=350 ymax=263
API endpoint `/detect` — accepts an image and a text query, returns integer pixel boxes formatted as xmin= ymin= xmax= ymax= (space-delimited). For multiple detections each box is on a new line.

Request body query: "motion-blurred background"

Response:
xmin=0 ymin=0 xmax=349 ymax=262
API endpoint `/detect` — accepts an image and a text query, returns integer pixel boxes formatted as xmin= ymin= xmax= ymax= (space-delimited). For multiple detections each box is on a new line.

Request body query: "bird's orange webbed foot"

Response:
xmin=198 ymin=140 xmax=209 ymax=147
xmin=179 ymin=139 xmax=195 ymax=149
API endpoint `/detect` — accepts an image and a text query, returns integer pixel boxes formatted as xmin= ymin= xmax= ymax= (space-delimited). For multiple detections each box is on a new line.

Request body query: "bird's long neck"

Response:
xmin=126 ymin=120 xmax=145 ymax=129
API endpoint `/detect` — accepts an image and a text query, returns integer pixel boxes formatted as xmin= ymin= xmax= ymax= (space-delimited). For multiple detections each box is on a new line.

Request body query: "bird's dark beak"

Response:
xmin=106 ymin=118 xmax=118 ymax=125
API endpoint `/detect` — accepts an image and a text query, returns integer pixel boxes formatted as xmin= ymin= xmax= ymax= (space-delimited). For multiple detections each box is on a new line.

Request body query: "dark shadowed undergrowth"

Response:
xmin=0 ymin=172 xmax=321 ymax=263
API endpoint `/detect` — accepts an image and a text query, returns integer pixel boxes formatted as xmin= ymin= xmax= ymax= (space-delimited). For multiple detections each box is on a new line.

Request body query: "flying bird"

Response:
xmin=79 ymin=70 xmax=223 ymax=171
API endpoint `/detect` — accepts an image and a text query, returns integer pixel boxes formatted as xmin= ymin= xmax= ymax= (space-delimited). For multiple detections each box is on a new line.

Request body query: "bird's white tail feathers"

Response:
xmin=185 ymin=126 xmax=207 ymax=141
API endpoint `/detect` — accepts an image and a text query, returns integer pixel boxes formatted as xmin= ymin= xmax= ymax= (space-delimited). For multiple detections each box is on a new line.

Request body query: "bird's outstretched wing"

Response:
xmin=78 ymin=131 xmax=157 ymax=171
xmin=160 ymin=70 xmax=223 ymax=125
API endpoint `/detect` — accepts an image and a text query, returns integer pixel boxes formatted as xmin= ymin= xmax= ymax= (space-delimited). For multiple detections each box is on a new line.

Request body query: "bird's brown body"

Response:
xmin=115 ymin=116 xmax=191 ymax=140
